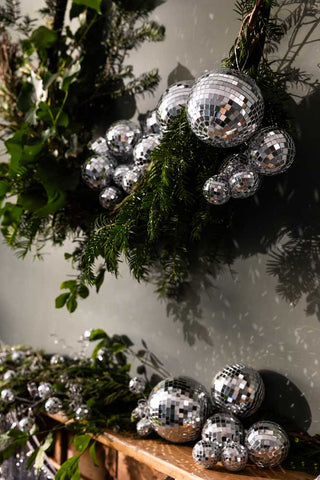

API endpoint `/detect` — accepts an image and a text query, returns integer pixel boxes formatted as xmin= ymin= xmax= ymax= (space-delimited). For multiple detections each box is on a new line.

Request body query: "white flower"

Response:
xmin=29 ymin=71 xmax=47 ymax=106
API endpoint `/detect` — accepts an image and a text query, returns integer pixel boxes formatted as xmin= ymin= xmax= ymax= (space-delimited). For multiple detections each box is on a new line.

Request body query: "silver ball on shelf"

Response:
xmin=136 ymin=418 xmax=153 ymax=437
xmin=18 ymin=416 xmax=35 ymax=433
xmin=75 ymin=405 xmax=91 ymax=421
xmin=145 ymin=109 xmax=161 ymax=135
xmin=129 ymin=376 xmax=146 ymax=394
xmin=131 ymin=399 xmax=148 ymax=421
xmin=192 ymin=440 xmax=221 ymax=469
xmin=3 ymin=370 xmax=16 ymax=381
xmin=221 ymin=442 xmax=248 ymax=472
xmin=133 ymin=134 xmax=160 ymax=171
xmin=11 ymin=351 xmax=26 ymax=364
xmin=156 ymin=81 xmax=193 ymax=133
xmin=99 ymin=186 xmax=123 ymax=210
xmin=202 ymin=412 xmax=244 ymax=447
xmin=203 ymin=175 xmax=230 ymax=205
xmin=211 ymin=363 xmax=265 ymax=417
xmin=122 ymin=167 xmax=143 ymax=194
xmin=148 ymin=376 xmax=211 ymax=443
xmin=50 ymin=354 xmax=65 ymax=366
xmin=44 ymin=397 xmax=63 ymax=415
xmin=229 ymin=167 xmax=261 ymax=199
xmin=82 ymin=155 xmax=115 ymax=190
xmin=247 ymin=127 xmax=295 ymax=175
xmin=113 ymin=164 xmax=131 ymax=187
xmin=187 ymin=69 xmax=264 ymax=148
xmin=245 ymin=421 xmax=290 ymax=468
xmin=38 ymin=382 xmax=54 ymax=399
xmin=1 ymin=389 xmax=15 ymax=404
xmin=106 ymin=120 xmax=142 ymax=157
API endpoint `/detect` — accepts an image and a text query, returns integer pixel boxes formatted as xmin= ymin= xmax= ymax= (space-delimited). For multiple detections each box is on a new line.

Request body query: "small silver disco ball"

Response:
xmin=105 ymin=120 xmax=141 ymax=157
xmin=211 ymin=363 xmax=265 ymax=417
xmin=202 ymin=412 xmax=244 ymax=446
xmin=221 ymin=442 xmax=248 ymax=472
xmin=145 ymin=110 xmax=161 ymax=135
xmin=81 ymin=156 xmax=114 ymax=190
xmin=148 ymin=376 xmax=211 ymax=443
xmin=187 ymin=69 xmax=264 ymax=148
xmin=245 ymin=421 xmax=290 ymax=468
xmin=203 ymin=175 xmax=230 ymax=205
xmin=156 ymin=81 xmax=193 ymax=133
xmin=229 ymin=167 xmax=261 ymax=199
xmin=247 ymin=127 xmax=295 ymax=175
xmin=99 ymin=186 xmax=122 ymax=210
xmin=192 ymin=440 xmax=221 ymax=469
xmin=133 ymin=134 xmax=160 ymax=170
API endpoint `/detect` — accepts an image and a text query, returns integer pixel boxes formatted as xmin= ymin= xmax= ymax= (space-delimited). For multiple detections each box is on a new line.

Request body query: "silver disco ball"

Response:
xmin=156 ymin=81 xmax=193 ymax=133
xmin=203 ymin=175 xmax=230 ymax=205
xmin=229 ymin=167 xmax=261 ymax=199
xmin=202 ymin=412 xmax=244 ymax=446
xmin=113 ymin=164 xmax=131 ymax=187
xmin=105 ymin=120 xmax=142 ymax=157
xmin=219 ymin=153 xmax=247 ymax=176
xmin=99 ymin=186 xmax=122 ymax=209
xmin=192 ymin=440 xmax=221 ymax=469
xmin=122 ymin=167 xmax=143 ymax=194
xmin=133 ymin=134 xmax=161 ymax=170
xmin=82 ymin=156 xmax=114 ymax=190
xmin=221 ymin=442 xmax=248 ymax=472
xmin=136 ymin=418 xmax=153 ymax=437
xmin=247 ymin=127 xmax=295 ymax=175
xmin=129 ymin=376 xmax=146 ymax=394
xmin=187 ymin=69 xmax=264 ymax=148
xmin=148 ymin=376 xmax=211 ymax=443
xmin=145 ymin=109 xmax=161 ymax=135
xmin=45 ymin=397 xmax=62 ymax=415
xmin=245 ymin=421 xmax=290 ymax=468
xmin=211 ymin=364 xmax=265 ymax=417
xmin=88 ymin=136 xmax=109 ymax=156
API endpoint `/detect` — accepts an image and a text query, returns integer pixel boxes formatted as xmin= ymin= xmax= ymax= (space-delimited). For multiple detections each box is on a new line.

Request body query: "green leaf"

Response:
xmin=55 ymin=293 xmax=70 ymax=308
xmin=56 ymin=112 xmax=69 ymax=127
xmin=60 ymin=280 xmax=77 ymax=291
xmin=89 ymin=329 xmax=109 ymax=341
xmin=89 ymin=442 xmax=98 ymax=467
xmin=72 ymin=0 xmax=102 ymax=13
xmin=17 ymin=82 xmax=35 ymax=114
xmin=0 ymin=432 xmax=10 ymax=448
xmin=78 ymin=285 xmax=89 ymax=299
xmin=0 ymin=180 xmax=10 ymax=197
xmin=18 ymin=188 xmax=47 ymax=212
xmin=55 ymin=453 xmax=81 ymax=480
xmin=34 ymin=448 xmax=45 ymax=470
xmin=73 ymin=435 xmax=91 ymax=453
xmin=21 ymin=142 xmax=44 ymax=165
xmin=95 ymin=269 xmax=105 ymax=293
xmin=69 ymin=3 xmax=86 ymax=19
xmin=67 ymin=295 xmax=78 ymax=313
xmin=30 ymin=26 xmax=58 ymax=49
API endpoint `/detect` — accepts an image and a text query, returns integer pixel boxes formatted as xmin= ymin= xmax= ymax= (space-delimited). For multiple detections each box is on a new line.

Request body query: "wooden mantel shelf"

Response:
xmin=50 ymin=414 xmax=314 ymax=480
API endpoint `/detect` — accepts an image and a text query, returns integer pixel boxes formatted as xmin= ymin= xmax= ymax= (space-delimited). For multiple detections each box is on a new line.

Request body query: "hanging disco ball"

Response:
xmin=211 ymin=363 xmax=265 ymax=417
xmin=105 ymin=120 xmax=142 ymax=157
xmin=133 ymin=134 xmax=161 ymax=170
xmin=81 ymin=156 xmax=115 ymax=190
xmin=113 ymin=164 xmax=132 ymax=187
xmin=99 ymin=186 xmax=122 ymax=209
xmin=145 ymin=109 xmax=161 ymax=135
xmin=148 ymin=376 xmax=212 ymax=443
xmin=245 ymin=421 xmax=290 ymax=468
xmin=247 ymin=127 xmax=295 ymax=175
xmin=203 ymin=175 xmax=230 ymax=205
xmin=219 ymin=153 xmax=248 ymax=176
xmin=88 ymin=136 xmax=109 ymax=156
xmin=229 ymin=167 xmax=261 ymax=199
xmin=156 ymin=81 xmax=194 ymax=133
xmin=187 ymin=69 xmax=264 ymax=148
xmin=202 ymin=412 xmax=244 ymax=446
xmin=122 ymin=167 xmax=143 ymax=194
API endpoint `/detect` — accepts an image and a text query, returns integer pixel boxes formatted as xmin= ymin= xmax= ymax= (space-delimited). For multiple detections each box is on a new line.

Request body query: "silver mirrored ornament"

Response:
xmin=50 ymin=354 xmax=65 ymax=365
xmin=45 ymin=397 xmax=62 ymax=415
xmin=219 ymin=153 xmax=247 ymax=176
xmin=129 ymin=376 xmax=146 ymax=394
xmin=156 ymin=81 xmax=193 ymax=133
xmin=133 ymin=134 xmax=160 ymax=170
xmin=221 ymin=442 xmax=248 ymax=472
xmin=27 ymin=382 xmax=38 ymax=399
xmin=187 ymin=69 xmax=264 ymax=148
xmin=11 ymin=351 xmax=26 ymax=364
xmin=202 ymin=412 xmax=244 ymax=446
xmin=113 ymin=164 xmax=131 ymax=187
xmin=3 ymin=370 xmax=16 ymax=381
xmin=131 ymin=399 xmax=148 ymax=421
xmin=1 ymin=389 xmax=15 ymax=403
xmin=82 ymin=156 xmax=114 ymax=190
xmin=203 ymin=175 xmax=230 ymax=205
xmin=148 ymin=376 xmax=211 ymax=443
xmin=38 ymin=382 xmax=54 ymax=399
xmin=136 ymin=417 xmax=153 ymax=437
xmin=99 ymin=186 xmax=122 ymax=210
xmin=247 ymin=127 xmax=295 ymax=175
xmin=211 ymin=364 xmax=265 ymax=417
xmin=106 ymin=120 xmax=142 ymax=157
xmin=192 ymin=440 xmax=221 ymax=469
xmin=122 ymin=168 xmax=143 ymax=194
xmin=88 ymin=136 xmax=108 ymax=156
xmin=229 ymin=168 xmax=261 ymax=199
xmin=18 ymin=417 xmax=35 ymax=433
xmin=245 ymin=421 xmax=290 ymax=468
xmin=75 ymin=405 xmax=91 ymax=420
xmin=145 ymin=109 xmax=161 ymax=135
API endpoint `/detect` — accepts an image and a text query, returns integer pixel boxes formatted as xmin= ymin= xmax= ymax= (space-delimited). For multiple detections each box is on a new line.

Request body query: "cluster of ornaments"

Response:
xmin=81 ymin=118 xmax=161 ymax=209
xmin=129 ymin=363 xmax=290 ymax=473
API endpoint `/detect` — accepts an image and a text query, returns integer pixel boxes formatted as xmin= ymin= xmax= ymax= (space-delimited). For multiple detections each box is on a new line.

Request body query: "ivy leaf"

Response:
xmin=30 ymin=26 xmax=58 ymax=49
xmin=95 ymin=269 xmax=105 ymax=293
xmin=67 ymin=295 xmax=78 ymax=313
xmin=55 ymin=453 xmax=81 ymax=480
xmin=72 ymin=0 xmax=101 ymax=13
xmin=73 ymin=435 xmax=91 ymax=453
xmin=55 ymin=292 xmax=70 ymax=308
xmin=78 ymin=285 xmax=89 ymax=299
xmin=89 ymin=442 xmax=98 ymax=467
xmin=60 ymin=280 xmax=77 ymax=291
xmin=0 ymin=180 xmax=10 ymax=197
xmin=89 ymin=329 xmax=109 ymax=341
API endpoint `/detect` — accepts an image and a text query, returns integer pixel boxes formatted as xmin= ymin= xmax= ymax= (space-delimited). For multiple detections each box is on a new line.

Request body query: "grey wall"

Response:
xmin=0 ymin=0 xmax=319 ymax=435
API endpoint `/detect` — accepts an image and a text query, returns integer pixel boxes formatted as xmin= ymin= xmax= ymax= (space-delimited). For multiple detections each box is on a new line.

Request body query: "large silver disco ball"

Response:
xmin=156 ymin=81 xmax=193 ymax=133
xmin=248 ymin=127 xmax=295 ymax=175
xmin=133 ymin=134 xmax=161 ymax=170
xmin=202 ymin=412 xmax=244 ymax=446
xmin=187 ymin=69 xmax=264 ymax=147
xmin=81 ymin=156 xmax=114 ymax=190
xmin=148 ymin=376 xmax=211 ymax=443
xmin=203 ymin=175 xmax=230 ymax=205
xmin=245 ymin=421 xmax=290 ymax=468
xmin=211 ymin=364 xmax=265 ymax=417
xmin=105 ymin=120 xmax=142 ymax=157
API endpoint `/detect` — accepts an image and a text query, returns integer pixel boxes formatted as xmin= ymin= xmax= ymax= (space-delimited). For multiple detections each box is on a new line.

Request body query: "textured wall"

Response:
xmin=0 ymin=0 xmax=319 ymax=435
